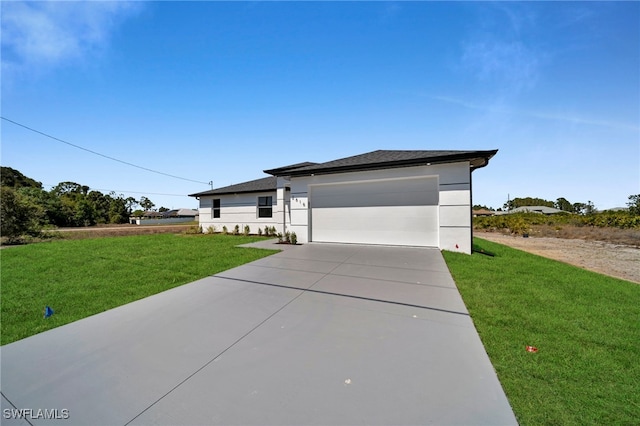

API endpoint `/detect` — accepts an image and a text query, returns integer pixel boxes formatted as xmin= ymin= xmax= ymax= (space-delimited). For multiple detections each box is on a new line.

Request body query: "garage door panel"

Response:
xmin=312 ymin=206 xmax=438 ymax=246
xmin=310 ymin=177 xmax=439 ymax=247
xmin=311 ymin=178 xmax=438 ymax=208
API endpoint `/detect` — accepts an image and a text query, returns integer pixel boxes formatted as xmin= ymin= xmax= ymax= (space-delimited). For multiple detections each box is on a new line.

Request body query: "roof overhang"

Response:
xmin=266 ymin=150 xmax=498 ymax=177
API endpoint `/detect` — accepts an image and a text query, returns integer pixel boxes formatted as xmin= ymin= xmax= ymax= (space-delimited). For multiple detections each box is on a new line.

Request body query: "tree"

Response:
xmin=139 ymin=196 xmax=155 ymax=211
xmin=573 ymin=202 xmax=587 ymax=215
xmin=584 ymin=201 xmax=596 ymax=215
xmin=1 ymin=167 xmax=43 ymax=189
xmin=504 ymin=197 xmax=554 ymax=210
xmin=1 ymin=186 xmax=42 ymax=243
xmin=473 ymin=204 xmax=494 ymax=211
xmin=107 ymin=192 xmax=134 ymax=224
xmin=555 ymin=197 xmax=574 ymax=213
xmin=627 ymin=194 xmax=640 ymax=215
xmin=51 ymin=181 xmax=88 ymax=197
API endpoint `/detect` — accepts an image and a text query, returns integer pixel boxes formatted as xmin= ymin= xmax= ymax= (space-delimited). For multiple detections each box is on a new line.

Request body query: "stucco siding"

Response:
xmin=197 ymin=192 xmax=280 ymax=234
xmin=437 ymin=162 xmax=471 ymax=253
xmin=195 ymin=161 xmax=475 ymax=253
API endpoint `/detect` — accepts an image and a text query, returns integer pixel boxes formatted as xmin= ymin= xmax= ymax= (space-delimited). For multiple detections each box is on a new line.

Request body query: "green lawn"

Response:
xmin=443 ymin=238 xmax=640 ymax=425
xmin=1 ymin=234 xmax=277 ymax=345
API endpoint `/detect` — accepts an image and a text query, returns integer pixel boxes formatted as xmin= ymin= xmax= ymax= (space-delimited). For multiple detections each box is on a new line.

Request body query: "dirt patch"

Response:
xmin=476 ymin=231 xmax=640 ymax=284
xmin=48 ymin=224 xmax=196 ymax=239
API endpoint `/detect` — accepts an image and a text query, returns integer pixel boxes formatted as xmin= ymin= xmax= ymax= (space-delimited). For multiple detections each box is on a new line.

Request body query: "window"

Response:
xmin=212 ymin=199 xmax=220 ymax=218
xmin=257 ymin=196 xmax=272 ymax=218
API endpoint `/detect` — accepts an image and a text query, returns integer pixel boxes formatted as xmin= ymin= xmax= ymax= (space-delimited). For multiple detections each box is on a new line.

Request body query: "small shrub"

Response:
xmin=257 ymin=227 xmax=263 ymax=236
xmin=207 ymin=225 xmax=216 ymax=234
xmin=222 ymin=225 xmax=228 ymax=235
xmin=243 ymin=225 xmax=250 ymax=236
xmin=233 ymin=225 xmax=240 ymax=235
xmin=507 ymin=216 xmax=528 ymax=235
xmin=276 ymin=232 xmax=283 ymax=243
xmin=184 ymin=225 xmax=202 ymax=235
xmin=290 ymin=232 xmax=297 ymax=245
xmin=285 ymin=231 xmax=291 ymax=243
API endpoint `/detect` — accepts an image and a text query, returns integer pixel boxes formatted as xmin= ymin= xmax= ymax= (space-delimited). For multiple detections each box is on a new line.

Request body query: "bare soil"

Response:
xmin=47 ymin=224 xmax=197 ymax=239
xmin=476 ymin=230 xmax=640 ymax=284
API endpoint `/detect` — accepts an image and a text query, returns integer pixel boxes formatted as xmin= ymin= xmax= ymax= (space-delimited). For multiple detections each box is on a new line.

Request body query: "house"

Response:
xmin=130 ymin=208 xmax=199 ymax=225
xmin=189 ymin=149 xmax=498 ymax=254
xmin=508 ymin=206 xmax=566 ymax=215
xmin=163 ymin=208 xmax=199 ymax=218
xmin=473 ymin=208 xmax=496 ymax=217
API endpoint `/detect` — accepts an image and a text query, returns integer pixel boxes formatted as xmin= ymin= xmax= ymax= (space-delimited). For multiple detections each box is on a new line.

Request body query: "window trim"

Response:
xmin=212 ymin=198 xmax=220 ymax=219
xmin=257 ymin=196 xmax=273 ymax=218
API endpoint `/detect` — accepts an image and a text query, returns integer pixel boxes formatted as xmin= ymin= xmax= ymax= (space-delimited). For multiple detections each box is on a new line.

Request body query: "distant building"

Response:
xmin=472 ymin=208 xmax=496 ymax=217
xmin=130 ymin=209 xmax=198 ymax=225
xmin=508 ymin=206 xmax=566 ymax=215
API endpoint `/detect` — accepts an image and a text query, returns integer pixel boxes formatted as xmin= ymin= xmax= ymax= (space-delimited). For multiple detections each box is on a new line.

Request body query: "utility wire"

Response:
xmin=2 ymin=116 xmax=210 ymax=185
xmin=41 ymin=183 xmax=189 ymax=198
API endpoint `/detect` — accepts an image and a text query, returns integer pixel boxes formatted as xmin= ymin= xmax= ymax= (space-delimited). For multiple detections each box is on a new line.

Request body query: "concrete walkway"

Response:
xmin=1 ymin=242 xmax=516 ymax=425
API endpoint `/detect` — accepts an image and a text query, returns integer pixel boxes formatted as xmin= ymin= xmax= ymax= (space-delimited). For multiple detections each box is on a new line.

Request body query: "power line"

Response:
xmin=2 ymin=116 xmax=210 ymax=185
xmin=41 ymin=183 xmax=189 ymax=198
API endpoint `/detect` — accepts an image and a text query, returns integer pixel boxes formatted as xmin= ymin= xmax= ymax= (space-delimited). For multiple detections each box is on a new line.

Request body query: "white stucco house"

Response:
xmin=189 ymin=149 xmax=498 ymax=254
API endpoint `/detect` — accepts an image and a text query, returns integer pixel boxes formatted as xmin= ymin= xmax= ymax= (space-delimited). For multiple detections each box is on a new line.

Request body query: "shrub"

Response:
xmin=507 ymin=216 xmax=529 ymax=235
xmin=233 ymin=225 xmax=240 ymax=235
xmin=257 ymin=227 xmax=263 ymax=236
xmin=207 ymin=225 xmax=216 ymax=234
xmin=184 ymin=225 xmax=202 ymax=235
xmin=222 ymin=225 xmax=228 ymax=235
xmin=285 ymin=231 xmax=291 ymax=243
xmin=243 ymin=225 xmax=250 ymax=236
xmin=290 ymin=232 xmax=297 ymax=245
xmin=276 ymin=232 xmax=283 ymax=243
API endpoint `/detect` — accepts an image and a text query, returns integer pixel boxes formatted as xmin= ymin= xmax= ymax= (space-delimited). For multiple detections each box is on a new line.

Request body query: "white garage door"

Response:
xmin=310 ymin=177 xmax=439 ymax=246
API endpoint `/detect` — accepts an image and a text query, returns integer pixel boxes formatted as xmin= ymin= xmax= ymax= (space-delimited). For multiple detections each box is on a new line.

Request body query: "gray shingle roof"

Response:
xmin=263 ymin=161 xmax=318 ymax=175
xmin=264 ymin=149 xmax=498 ymax=176
xmin=189 ymin=176 xmax=276 ymax=197
xmin=190 ymin=149 xmax=499 ymax=197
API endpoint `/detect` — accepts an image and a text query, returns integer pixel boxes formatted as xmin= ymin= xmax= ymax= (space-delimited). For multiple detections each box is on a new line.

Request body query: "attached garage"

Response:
xmin=310 ymin=176 xmax=439 ymax=246
xmin=192 ymin=149 xmax=498 ymax=254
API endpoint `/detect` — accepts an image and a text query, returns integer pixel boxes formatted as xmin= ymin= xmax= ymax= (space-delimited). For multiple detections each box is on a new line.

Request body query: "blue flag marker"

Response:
xmin=44 ymin=306 xmax=54 ymax=318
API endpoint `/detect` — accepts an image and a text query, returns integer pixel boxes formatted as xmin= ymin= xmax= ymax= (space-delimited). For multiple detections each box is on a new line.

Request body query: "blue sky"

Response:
xmin=2 ymin=1 xmax=638 ymax=210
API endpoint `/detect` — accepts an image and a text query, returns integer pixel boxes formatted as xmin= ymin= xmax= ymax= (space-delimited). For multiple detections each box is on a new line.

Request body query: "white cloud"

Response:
xmin=461 ymin=39 xmax=540 ymax=92
xmin=431 ymin=95 xmax=639 ymax=132
xmin=1 ymin=1 xmax=141 ymax=78
xmin=458 ymin=3 xmax=544 ymax=94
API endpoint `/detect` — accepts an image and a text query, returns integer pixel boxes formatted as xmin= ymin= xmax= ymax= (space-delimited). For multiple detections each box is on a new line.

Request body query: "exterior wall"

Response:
xmin=197 ymin=191 xmax=283 ymax=234
xmin=437 ymin=162 xmax=472 ymax=254
xmin=288 ymin=162 xmax=472 ymax=254
xmin=195 ymin=161 xmax=473 ymax=253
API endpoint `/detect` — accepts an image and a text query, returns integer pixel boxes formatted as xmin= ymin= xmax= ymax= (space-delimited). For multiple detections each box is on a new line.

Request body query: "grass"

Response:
xmin=442 ymin=238 xmax=640 ymax=425
xmin=1 ymin=233 xmax=278 ymax=345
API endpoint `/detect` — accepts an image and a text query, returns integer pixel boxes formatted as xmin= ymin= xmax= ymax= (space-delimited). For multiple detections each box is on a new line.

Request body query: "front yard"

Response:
xmin=2 ymin=234 xmax=638 ymax=424
xmin=0 ymin=234 xmax=277 ymax=345
xmin=443 ymin=238 xmax=640 ymax=425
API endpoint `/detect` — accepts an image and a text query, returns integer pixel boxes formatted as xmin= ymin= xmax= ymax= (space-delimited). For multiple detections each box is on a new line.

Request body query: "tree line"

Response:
xmin=476 ymin=195 xmax=640 ymax=215
xmin=1 ymin=166 xmax=164 ymax=242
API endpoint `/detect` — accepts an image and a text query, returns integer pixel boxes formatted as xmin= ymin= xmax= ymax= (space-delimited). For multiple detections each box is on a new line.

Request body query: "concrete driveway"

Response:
xmin=1 ymin=242 xmax=516 ymax=425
